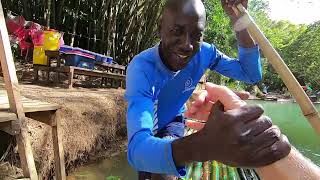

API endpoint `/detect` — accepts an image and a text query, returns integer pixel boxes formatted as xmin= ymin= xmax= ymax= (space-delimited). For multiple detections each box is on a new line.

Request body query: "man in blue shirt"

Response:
xmin=125 ymin=0 xmax=291 ymax=179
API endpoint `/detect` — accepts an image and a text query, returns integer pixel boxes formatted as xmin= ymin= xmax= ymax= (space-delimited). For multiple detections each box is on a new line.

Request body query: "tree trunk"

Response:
xmin=70 ymin=0 xmax=80 ymax=47
xmin=57 ymin=0 xmax=65 ymax=29
xmin=92 ymin=1 xmax=97 ymax=51
xmin=105 ymin=0 xmax=114 ymax=55
xmin=112 ymin=1 xmax=117 ymax=60
xmin=100 ymin=0 xmax=109 ymax=54
xmin=46 ymin=0 xmax=51 ymax=28
xmin=51 ymin=0 xmax=56 ymax=29
xmin=21 ymin=0 xmax=31 ymax=20
xmin=87 ymin=21 xmax=91 ymax=50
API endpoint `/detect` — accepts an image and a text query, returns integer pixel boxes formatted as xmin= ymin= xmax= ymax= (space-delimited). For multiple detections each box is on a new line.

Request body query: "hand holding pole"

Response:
xmin=231 ymin=3 xmax=320 ymax=135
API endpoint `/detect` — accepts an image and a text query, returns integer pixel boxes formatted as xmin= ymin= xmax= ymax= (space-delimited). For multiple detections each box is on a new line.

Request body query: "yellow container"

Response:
xmin=33 ymin=46 xmax=48 ymax=65
xmin=43 ymin=30 xmax=61 ymax=51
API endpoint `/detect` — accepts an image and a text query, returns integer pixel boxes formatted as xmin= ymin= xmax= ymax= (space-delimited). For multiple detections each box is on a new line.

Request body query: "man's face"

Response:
xmin=159 ymin=4 xmax=206 ymax=71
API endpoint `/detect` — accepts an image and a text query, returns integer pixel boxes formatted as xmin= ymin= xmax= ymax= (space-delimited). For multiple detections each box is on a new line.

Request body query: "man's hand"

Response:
xmin=173 ymin=83 xmax=290 ymax=168
xmin=194 ymin=102 xmax=290 ymax=167
xmin=221 ymin=0 xmax=248 ymax=22
xmin=220 ymin=0 xmax=255 ymax=47
xmin=185 ymin=83 xmax=249 ymax=130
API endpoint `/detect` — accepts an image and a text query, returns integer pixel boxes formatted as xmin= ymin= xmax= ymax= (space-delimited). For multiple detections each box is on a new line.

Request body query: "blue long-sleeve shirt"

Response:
xmin=124 ymin=42 xmax=262 ymax=176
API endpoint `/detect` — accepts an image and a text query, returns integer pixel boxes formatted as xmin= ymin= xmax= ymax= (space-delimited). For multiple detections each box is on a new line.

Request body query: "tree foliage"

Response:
xmin=283 ymin=22 xmax=320 ymax=90
xmin=203 ymin=0 xmax=237 ymax=85
xmin=3 ymin=0 xmax=164 ymax=65
xmin=4 ymin=0 xmax=319 ymax=91
xmin=204 ymin=0 xmax=235 ymax=55
xmin=246 ymin=0 xmax=316 ymax=92
xmin=205 ymin=0 xmax=318 ymax=93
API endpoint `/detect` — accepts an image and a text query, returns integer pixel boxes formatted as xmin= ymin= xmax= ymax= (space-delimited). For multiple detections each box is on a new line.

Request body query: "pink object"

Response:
xmin=6 ymin=15 xmax=66 ymax=59
xmin=29 ymin=22 xmax=44 ymax=45
xmin=6 ymin=16 xmax=25 ymax=35
xmin=59 ymin=32 xmax=65 ymax=46
xmin=19 ymin=40 xmax=32 ymax=56
xmin=31 ymin=30 xmax=44 ymax=46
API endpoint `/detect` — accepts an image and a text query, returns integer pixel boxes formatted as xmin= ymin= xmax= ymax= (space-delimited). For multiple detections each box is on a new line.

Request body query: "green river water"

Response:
xmin=68 ymin=100 xmax=320 ymax=180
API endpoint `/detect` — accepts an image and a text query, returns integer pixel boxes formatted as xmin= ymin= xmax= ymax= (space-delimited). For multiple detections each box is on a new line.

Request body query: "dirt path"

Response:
xmin=1 ymin=84 xmax=128 ymax=179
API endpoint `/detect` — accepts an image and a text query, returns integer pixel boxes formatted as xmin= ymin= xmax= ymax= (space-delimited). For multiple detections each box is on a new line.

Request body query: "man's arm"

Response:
xmin=125 ymin=62 xmax=183 ymax=176
xmin=126 ymin=97 xmax=181 ymax=175
xmin=208 ymin=0 xmax=261 ymax=83
xmin=235 ymin=30 xmax=255 ymax=48
xmin=208 ymin=44 xmax=262 ymax=84
xmin=221 ymin=0 xmax=255 ymax=48
xmin=257 ymin=147 xmax=320 ymax=179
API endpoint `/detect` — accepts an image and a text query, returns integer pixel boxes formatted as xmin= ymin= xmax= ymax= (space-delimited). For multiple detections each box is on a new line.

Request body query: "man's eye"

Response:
xmin=171 ymin=28 xmax=183 ymax=36
xmin=193 ymin=33 xmax=203 ymax=41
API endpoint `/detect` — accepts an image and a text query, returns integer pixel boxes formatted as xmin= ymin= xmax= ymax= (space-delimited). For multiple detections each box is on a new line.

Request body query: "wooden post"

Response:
xmin=101 ymin=77 xmax=105 ymax=86
xmin=68 ymin=67 xmax=74 ymax=89
xmin=0 ymin=2 xmax=38 ymax=179
xmin=46 ymin=70 xmax=50 ymax=82
xmin=57 ymin=55 xmax=61 ymax=83
xmin=51 ymin=112 xmax=66 ymax=180
xmin=33 ymin=66 xmax=39 ymax=82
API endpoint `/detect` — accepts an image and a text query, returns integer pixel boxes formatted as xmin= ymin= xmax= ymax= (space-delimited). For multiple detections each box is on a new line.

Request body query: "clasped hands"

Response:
xmin=184 ymin=83 xmax=291 ymax=167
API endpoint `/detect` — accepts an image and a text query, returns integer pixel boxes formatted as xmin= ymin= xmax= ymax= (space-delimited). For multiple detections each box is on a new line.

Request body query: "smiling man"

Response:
xmin=125 ymin=0 xmax=290 ymax=179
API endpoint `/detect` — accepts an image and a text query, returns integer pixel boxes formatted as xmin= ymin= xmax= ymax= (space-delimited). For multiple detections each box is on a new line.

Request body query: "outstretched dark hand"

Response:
xmin=194 ymin=101 xmax=290 ymax=167
xmin=221 ymin=0 xmax=248 ymax=22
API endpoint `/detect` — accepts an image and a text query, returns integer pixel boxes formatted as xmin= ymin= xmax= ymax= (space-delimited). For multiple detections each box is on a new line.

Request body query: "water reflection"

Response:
xmin=68 ymin=101 xmax=320 ymax=179
xmin=67 ymin=153 xmax=137 ymax=180
xmin=248 ymin=100 xmax=320 ymax=166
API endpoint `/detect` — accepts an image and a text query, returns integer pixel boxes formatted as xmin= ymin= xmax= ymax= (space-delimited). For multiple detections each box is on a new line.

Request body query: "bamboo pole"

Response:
xmin=229 ymin=4 xmax=320 ymax=180
xmin=232 ymin=4 xmax=320 ymax=135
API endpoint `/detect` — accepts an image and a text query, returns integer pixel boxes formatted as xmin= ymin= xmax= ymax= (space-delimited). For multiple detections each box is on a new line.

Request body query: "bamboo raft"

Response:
xmin=182 ymin=161 xmax=259 ymax=180
xmin=182 ymin=129 xmax=260 ymax=180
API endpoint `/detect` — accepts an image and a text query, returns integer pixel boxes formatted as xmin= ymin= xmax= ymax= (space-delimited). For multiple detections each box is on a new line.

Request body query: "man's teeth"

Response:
xmin=177 ymin=54 xmax=188 ymax=59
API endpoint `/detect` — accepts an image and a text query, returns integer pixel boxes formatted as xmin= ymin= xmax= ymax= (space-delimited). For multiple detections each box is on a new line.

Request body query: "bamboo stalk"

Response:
xmin=232 ymin=4 xmax=320 ymax=135
xmin=202 ymin=161 xmax=210 ymax=180
xmin=185 ymin=163 xmax=193 ymax=180
xmin=221 ymin=164 xmax=228 ymax=180
xmin=229 ymin=4 xmax=320 ymax=180
xmin=211 ymin=161 xmax=219 ymax=180
xmin=192 ymin=162 xmax=202 ymax=180
xmin=226 ymin=166 xmax=235 ymax=180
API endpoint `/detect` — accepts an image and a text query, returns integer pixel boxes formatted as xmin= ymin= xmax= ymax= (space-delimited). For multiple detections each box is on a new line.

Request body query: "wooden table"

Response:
xmin=34 ymin=51 xmax=126 ymax=88
xmin=95 ymin=61 xmax=126 ymax=88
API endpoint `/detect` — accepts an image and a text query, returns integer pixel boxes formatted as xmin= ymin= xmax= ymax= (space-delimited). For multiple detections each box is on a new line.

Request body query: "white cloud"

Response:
xmin=267 ymin=0 xmax=320 ymax=24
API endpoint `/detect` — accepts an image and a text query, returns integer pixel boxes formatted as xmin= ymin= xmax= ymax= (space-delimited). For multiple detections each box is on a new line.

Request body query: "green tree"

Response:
xmin=3 ymin=0 xmax=164 ymax=65
xmin=246 ymin=0 xmax=307 ymax=92
xmin=203 ymin=0 xmax=237 ymax=85
xmin=283 ymin=21 xmax=320 ymax=90
xmin=260 ymin=20 xmax=306 ymax=91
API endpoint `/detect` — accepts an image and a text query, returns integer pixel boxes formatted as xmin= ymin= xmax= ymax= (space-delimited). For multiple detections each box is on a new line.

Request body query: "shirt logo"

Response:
xmin=153 ymin=100 xmax=159 ymax=134
xmin=183 ymin=78 xmax=196 ymax=93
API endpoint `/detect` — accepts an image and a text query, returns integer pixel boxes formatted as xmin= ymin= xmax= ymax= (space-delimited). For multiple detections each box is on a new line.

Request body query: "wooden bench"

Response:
xmin=94 ymin=61 xmax=126 ymax=88
xmin=33 ymin=51 xmax=126 ymax=89
xmin=34 ymin=65 xmax=126 ymax=89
